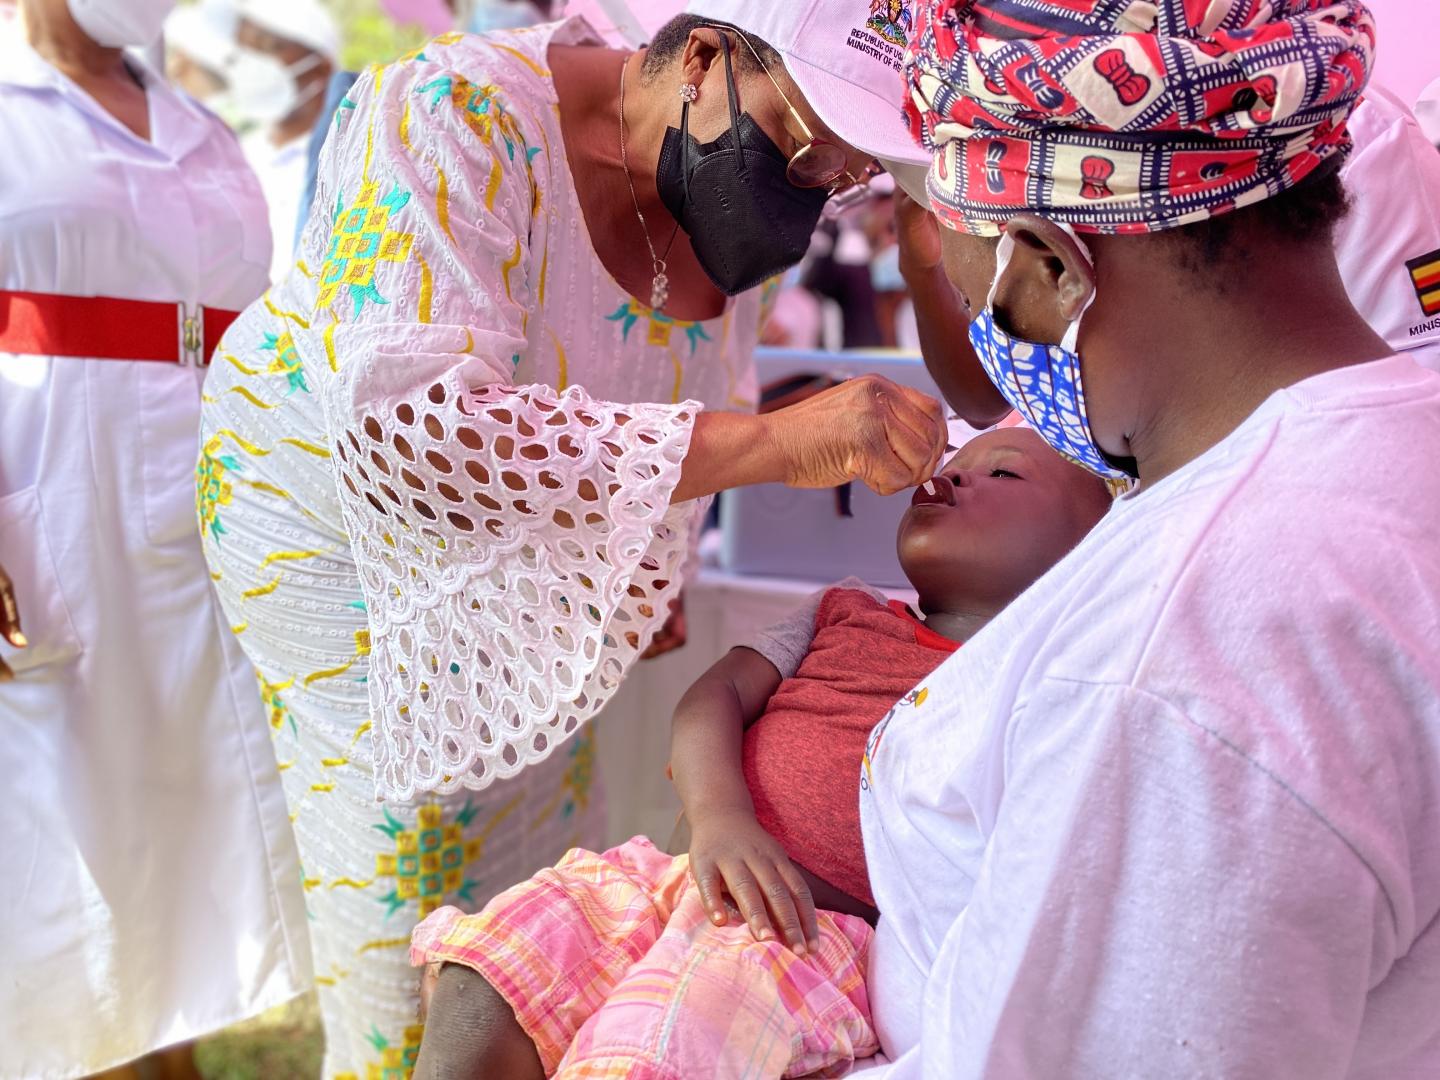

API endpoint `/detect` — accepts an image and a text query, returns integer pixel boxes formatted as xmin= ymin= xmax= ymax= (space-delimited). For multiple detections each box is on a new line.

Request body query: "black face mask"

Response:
xmin=655 ymin=46 xmax=830 ymax=296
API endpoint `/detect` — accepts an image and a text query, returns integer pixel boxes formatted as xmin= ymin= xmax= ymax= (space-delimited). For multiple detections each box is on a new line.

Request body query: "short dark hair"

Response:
xmin=1159 ymin=159 xmax=1350 ymax=279
xmin=641 ymin=14 xmax=782 ymax=80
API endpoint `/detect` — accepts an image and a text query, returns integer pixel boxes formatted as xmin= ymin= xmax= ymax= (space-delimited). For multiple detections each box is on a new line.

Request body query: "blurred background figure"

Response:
xmin=225 ymin=0 xmax=337 ymax=280
xmin=163 ymin=0 xmax=235 ymax=102
xmin=1417 ymin=76 xmax=1440 ymax=150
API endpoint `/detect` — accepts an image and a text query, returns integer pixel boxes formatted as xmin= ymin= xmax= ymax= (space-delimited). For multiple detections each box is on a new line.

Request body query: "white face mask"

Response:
xmin=67 ymin=0 xmax=175 ymax=48
xmin=215 ymin=48 xmax=322 ymax=127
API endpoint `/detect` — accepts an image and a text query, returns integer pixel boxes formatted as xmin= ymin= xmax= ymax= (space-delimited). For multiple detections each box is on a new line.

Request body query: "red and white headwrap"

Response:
xmin=903 ymin=0 xmax=1376 ymax=235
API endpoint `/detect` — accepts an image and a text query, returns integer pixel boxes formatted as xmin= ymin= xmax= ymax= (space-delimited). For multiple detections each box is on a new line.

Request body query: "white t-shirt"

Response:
xmin=860 ymin=356 xmax=1440 ymax=1079
xmin=1335 ymin=88 xmax=1440 ymax=369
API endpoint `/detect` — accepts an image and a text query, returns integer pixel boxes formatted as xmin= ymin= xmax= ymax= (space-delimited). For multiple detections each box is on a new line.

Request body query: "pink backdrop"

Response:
xmin=1369 ymin=0 xmax=1439 ymax=104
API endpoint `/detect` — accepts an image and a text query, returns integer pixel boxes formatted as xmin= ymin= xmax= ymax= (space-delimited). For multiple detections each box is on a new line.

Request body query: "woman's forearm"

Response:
xmin=672 ymin=412 xmax=783 ymax=503
xmin=905 ymin=263 xmax=1012 ymax=429
xmin=672 ymin=373 xmax=949 ymax=503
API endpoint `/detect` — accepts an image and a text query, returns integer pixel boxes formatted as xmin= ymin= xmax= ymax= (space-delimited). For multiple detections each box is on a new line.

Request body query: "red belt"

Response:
xmin=0 ymin=289 xmax=243 ymax=366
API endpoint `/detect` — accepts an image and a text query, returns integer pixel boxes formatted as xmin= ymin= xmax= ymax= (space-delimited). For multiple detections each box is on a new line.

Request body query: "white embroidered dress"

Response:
xmin=198 ymin=20 xmax=762 ymax=1072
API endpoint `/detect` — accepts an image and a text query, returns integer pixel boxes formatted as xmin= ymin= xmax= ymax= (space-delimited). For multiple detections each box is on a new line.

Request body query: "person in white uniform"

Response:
xmin=860 ymin=0 xmax=1440 ymax=1076
xmin=0 ymin=0 xmax=309 ymax=1076
xmin=226 ymin=0 xmax=337 ymax=282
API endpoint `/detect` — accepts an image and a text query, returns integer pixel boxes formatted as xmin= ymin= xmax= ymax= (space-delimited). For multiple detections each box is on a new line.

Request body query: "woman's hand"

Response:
xmin=0 ymin=562 xmax=24 ymax=682
xmin=641 ymin=594 xmax=687 ymax=660
xmin=765 ymin=374 xmax=947 ymax=495
xmin=689 ymin=808 xmax=819 ymax=956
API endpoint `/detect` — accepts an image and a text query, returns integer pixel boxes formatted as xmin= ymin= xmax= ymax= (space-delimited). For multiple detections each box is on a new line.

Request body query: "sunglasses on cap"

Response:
xmin=709 ymin=26 xmax=879 ymax=203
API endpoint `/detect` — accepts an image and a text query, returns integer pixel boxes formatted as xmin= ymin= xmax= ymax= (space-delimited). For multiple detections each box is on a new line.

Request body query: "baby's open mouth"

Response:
xmin=911 ymin=475 xmax=956 ymax=508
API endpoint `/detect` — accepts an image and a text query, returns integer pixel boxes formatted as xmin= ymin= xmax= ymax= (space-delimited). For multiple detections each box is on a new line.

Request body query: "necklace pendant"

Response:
xmin=650 ymin=272 xmax=670 ymax=312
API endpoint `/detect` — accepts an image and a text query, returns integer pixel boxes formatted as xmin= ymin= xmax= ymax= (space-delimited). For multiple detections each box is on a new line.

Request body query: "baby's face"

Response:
xmin=897 ymin=428 xmax=1111 ymax=614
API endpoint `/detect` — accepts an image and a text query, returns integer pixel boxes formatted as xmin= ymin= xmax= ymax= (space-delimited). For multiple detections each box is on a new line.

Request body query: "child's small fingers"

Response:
xmin=754 ymin=864 xmax=806 ymax=955
xmin=718 ymin=861 xmax=775 ymax=943
xmin=691 ymin=862 xmax=729 ymax=924
xmin=778 ymin=863 xmax=821 ymax=952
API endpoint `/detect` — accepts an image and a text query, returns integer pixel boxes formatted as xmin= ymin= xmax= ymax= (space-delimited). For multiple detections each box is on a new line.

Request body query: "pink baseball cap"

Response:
xmin=683 ymin=0 xmax=928 ymax=164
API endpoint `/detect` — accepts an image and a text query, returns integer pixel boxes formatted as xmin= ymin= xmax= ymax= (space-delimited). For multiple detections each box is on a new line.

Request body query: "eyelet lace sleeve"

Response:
xmin=306 ymin=59 xmax=706 ymax=800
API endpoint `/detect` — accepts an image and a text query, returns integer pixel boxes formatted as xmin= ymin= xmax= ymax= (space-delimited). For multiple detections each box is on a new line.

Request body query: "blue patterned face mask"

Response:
xmin=967 ymin=229 xmax=1136 ymax=481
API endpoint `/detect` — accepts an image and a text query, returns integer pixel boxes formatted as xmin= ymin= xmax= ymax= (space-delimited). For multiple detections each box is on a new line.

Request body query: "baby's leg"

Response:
xmin=554 ymin=885 xmax=877 ymax=1080
xmin=413 ymin=963 xmax=544 ymax=1080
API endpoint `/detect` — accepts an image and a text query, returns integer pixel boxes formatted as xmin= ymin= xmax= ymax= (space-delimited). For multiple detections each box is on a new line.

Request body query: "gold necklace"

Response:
xmin=618 ymin=56 xmax=679 ymax=312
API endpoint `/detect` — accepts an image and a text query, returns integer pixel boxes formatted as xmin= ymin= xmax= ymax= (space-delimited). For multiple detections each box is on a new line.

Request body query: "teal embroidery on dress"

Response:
xmin=260 ymin=331 xmax=310 ymax=394
xmin=605 ymin=300 xmax=713 ymax=355
xmin=196 ymin=436 xmax=241 ymax=542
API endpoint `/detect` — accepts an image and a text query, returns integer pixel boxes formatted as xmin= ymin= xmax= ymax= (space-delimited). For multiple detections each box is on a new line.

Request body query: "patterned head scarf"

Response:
xmin=903 ymin=0 xmax=1376 ymax=235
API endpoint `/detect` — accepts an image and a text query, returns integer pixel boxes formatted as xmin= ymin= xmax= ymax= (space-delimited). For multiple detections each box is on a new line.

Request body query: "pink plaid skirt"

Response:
xmin=411 ymin=836 xmax=878 ymax=1079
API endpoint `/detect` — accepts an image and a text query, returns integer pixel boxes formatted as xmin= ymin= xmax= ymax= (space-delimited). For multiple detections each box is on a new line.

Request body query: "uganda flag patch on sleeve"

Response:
xmin=1408 ymin=248 xmax=1440 ymax=317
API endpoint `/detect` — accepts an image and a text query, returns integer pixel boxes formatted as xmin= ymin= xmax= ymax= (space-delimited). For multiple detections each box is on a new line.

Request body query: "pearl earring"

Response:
xmin=679 ymin=83 xmax=699 ymax=103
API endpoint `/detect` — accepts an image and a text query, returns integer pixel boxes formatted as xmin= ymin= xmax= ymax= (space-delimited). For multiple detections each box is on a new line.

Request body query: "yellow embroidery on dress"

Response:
xmin=259 ymin=549 xmax=325 ymax=570
xmin=417 ymin=252 xmax=434 ymax=324
xmin=362 ymin=119 xmax=376 ymax=184
xmin=459 ymin=326 xmax=474 ymax=354
xmin=434 ymin=161 xmax=455 ymax=243
xmin=230 ymin=622 xmax=248 ymax=634
xmin=324 ymin=316 xmax=339 ymax=371
xmin=329 ymin=877 xmax=374 ymax=889
xmin=279 ymin=437 xmax=332 ymax=458
xmin=224 ymin=385 xmax=277 ymax=410
xmin=213 ymin=428 xmax=272 ymax=456
xmin=242 ymin=577 xmax=282 ymax=599
xmin=538 ymin=242 xmax=549 ymax=306
xmin=316 ymin=180 xmax=416 ymax=318
xmin=304 ymin=659 xmax=356 ymax=686
xmin=295 ymin=259 xmax=314 ymax=279
xmin=549 ymin=327 xmax=568 ymax=391
xmin=490 ymin=41 xmax=550 ymax=78
xmin=197 ymin=434 xmax=236 ymax=542
xmin=374 ymin=796 xmax=522 ymax=918
xmin=355 ymin=628 xmax=372 ymax=656
xmin=398 ymin=98 xmax=414 ymax=155
xmin=310 ymin=782 xmax=336 ymax=793
xmin=200 ymin=393 xmax=217 ymax=404
xmin=356 ymin=937 xmax=411 ymax=955
xmin=222 ymin=352 xmax=262 ymax=376
xmin=263 ymin=295 xmax=311 ymax=330
xmin=501 ymin=239 xmax=522 ymax=300
xmin=259 ymin=674 xmax=297 ymax=731
xmin=484 ymin=150 xmax=504 ymax=212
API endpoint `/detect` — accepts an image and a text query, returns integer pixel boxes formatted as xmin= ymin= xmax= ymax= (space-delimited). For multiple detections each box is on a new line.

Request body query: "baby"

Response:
xmin=411 ymin=428 xmax=1112 ymax=1080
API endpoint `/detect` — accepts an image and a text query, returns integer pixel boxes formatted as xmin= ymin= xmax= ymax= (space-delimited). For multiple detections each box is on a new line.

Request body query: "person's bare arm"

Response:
xmin=671 ymin=373 xmax=948 ymax=503
xmin=896 ymin=192 xmax=1012 ymax=428
xmin=670 ymin=646 xmax=825 ymax=954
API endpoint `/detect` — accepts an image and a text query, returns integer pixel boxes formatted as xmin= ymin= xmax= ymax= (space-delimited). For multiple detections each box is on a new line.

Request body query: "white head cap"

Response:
xmin=682 ymin=0 xmax=927 ymax=164
xmin=164 ymin=0 xmax=238 ymax=73
xmin=235 ymin=0 xmax=340 ymax=63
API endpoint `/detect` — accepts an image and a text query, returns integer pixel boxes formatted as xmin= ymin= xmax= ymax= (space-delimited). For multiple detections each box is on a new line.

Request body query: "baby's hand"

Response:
xmin=688 ymin=809 xmax=819 ymax=956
